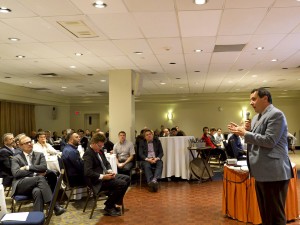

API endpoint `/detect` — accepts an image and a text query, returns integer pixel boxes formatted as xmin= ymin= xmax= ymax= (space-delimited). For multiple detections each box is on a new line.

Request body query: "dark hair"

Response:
xmin=36 ymin=131 xmax=46 ymax=139
xmin=66 ymin=132 xmax=75 ymax=143
xmin=118 ymin=131 xmax=126 ymax=135
xmin=177 ymin=130 xmax=186 ymax=136
xmin=143 ymin=129 xmax=152 ymax=136
xmin=251 ymin=87 xmax=272 ymax=104
xmin=77 ymin=129 xmax=84 ymax=133
xmin=203 ymin=126 xmax=209 ymax=132
xmin=210 ymin=128 xmax=216 ymax=132
xmin=171 ymin=127 xmax=177 ymax=131
xmin=90 ymin=133 xmax=106 ymax=144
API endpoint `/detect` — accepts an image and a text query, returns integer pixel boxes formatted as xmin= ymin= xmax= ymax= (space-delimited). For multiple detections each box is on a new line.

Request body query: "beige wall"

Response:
xmin=1 ymin=82 xmax=299 ymax=143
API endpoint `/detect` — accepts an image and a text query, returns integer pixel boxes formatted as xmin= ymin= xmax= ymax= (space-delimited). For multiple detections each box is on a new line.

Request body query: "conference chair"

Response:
xmin=4 ymin=185 xmax=12 ymax=197
xmin=130 ymin=155 xmax=143 ymax=188
xmin=83 ymin=182 xmax=124 ymax=219
xmin=57 ymin=156 xmax=88 ymax=209
xmin=11 ymin=195 xmax=33 ymax=213
xmin=287 ymin=137 xmax=296 ymax=154
xmin=1 ymin=170 xmax=64 ymax=225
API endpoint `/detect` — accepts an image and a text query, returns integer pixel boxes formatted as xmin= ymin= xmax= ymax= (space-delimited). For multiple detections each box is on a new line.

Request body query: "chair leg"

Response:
xmin=139 ymin=170 xmax=142 ymax=188
xmin=60 ymin=188 xmax=66 ymax=204
xmin=89 ymin=198 xmax=97 ymax=219
xmin=17 ymin=203 xmax=22 ymax=212
xmin=65 ymin=188 xmax=74 ymax=209
xmin=11 ymin=199 xmax=15 ymax=212
xmin=83 ymin=190 xmax=91 ymax=212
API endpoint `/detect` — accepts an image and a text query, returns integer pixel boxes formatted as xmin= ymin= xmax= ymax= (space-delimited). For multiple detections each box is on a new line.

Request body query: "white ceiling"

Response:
xmin=0 ymin=0 xmax=300 ymax=98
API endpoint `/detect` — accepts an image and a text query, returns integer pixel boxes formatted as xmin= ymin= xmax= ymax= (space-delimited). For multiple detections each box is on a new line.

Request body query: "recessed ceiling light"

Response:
xmin=194 ymin=0 xmax=207 ymax=5
xmin=194 ymin=49 xmax=203 ymax=53
xmin=61 ymin=86 xmax=67 ymax=89
xmin=252 ymin=75 xmax=257 ymax=78
xmin=228 ymin=81 xmax=233 ymax=83
xmin=28 ymin=81 xmax=32 ymax=84
xmin=93 ymin=1 xmax=107 ymax=8
xmin=298 ymin=78 xmax=300 ymax=81
xmin=0 ymin=7 xmax=11 ymax=13
xmin=160 ymin=82 xmax=166 ymax=85
xmin=70 ymin=65 xmax=76 ymax=68
xmin=16 ymin=55 xmax=25 ymax=58
xmin=256 ymin=46 xmax=264 ymax=50
xmin=100 ymin=79 xmax=106 ymax=82
xmin=8 ymin=38 xmax=20 ymax=41
xmin=262 ymin=80 xmax=267 ymax=83
xmin=179 ymin=86 xmax=184 ymax=89
xmin=75 ymin=53 xmax=83 ymax=56
xmin=235 ymin=88 xmax=240 ymax=91
xmin=169 ymin=62 xmax=176 ymax=65
xmin=133 ymin=51 xmax=143 ymax=55
xmin=271 ymin=59 xmax=278 ymax=62
xmin=60 ymin=89 xmax=65 ymax=92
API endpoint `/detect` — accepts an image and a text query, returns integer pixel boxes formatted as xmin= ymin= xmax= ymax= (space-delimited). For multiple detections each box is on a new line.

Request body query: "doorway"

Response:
xmin=84 ymin=113 xmax=100 ymax=131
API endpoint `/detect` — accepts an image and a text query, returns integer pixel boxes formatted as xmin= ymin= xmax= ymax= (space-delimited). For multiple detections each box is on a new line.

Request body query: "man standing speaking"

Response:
xmin=228 ymin=87 xmax=293 ymax=225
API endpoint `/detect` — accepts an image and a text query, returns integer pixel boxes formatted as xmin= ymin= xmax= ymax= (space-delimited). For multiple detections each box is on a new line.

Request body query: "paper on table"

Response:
xmin=237 ymin=160 xmax=247 ymax=166
xmin=1 ymin=212 xmax=29 ymax=221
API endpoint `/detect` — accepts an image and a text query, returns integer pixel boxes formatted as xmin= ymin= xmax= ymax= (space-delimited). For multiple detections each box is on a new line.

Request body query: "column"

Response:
xmin=109 ymin=69 xmax=136 ymax=143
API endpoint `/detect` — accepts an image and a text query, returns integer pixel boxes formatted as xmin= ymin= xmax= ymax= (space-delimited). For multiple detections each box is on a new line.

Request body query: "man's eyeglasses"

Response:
xmin=97 ymin=143 xmax=104 ymax=149
xmin=21 ymin=141 xmax=32 ymax=145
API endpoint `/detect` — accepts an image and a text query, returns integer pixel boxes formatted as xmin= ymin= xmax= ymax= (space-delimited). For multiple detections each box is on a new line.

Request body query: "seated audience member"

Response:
xmin=33 ymin=131 xmax=59 ymax=156
xmin=162 ymin=128 xmax=170 ymax=137
xmin=159 ymin=125 xmax=165 ymax=137
xmin=83 ymin=133 xmax=130 ymax=217
xmin=139 ymin=129 xmax=164 ymax=192
xmin=45 ymin=130 xmax=55 ymax=145
xmin=77 ymin=129 xmax=88 ymax=151
xmin=62 ymin=132 xmax=85 ymax=186
xmin=228 ymin=133 xmax=246 ymax=160
xmin=60 ymin=129 xmax=67 ymax=151
xmin=214 ymin=128 xmax=224 ymax=144
xmin=113 ymin=131 xmax=135 ymax=176
xmin=85 ymin=129 xmax=91 ymax=140
xmin=177 ymin=130 xmax=186 ymax=136
xmin=209 ymin=128 xmax=222 ymax=148
xmin=11 ymin=135 xmax=65 ymax=215
xmin=170 ymin=127 xmax=178 ymax=136
xmin=104 ymin=131 xmax=114 ymax=153
xmin=52 ymin=131 xmax=60 ymax=141
xmin=30 ymin=130 xmax=37 ymax=143
xmin=201 ymin=127 xmax=227 ymax=161
xmin=0 ymin=133 xmax=21 ymax=187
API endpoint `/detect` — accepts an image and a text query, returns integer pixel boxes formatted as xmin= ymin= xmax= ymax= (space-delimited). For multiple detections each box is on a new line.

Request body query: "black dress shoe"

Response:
xmin=148 ymin=182 xmax=155 ymax=192
xmin=153 ymin=181 xmax=159 ymax=192
xmin=104 ymin=207 xmax=121 ymax=217
xmin=54 ymin=205 xmax=66 ymax=216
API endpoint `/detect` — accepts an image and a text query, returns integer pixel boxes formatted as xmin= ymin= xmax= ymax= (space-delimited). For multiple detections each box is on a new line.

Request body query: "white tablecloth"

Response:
xmin=159 ymin=136 xmax=194 ymax=180
xmin=105 ymin=153 xmax=118 ymax=174
xmin=46 ymin=155 xmax=60 ymax=172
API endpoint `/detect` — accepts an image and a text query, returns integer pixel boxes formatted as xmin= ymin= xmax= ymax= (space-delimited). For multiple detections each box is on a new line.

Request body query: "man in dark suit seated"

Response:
xmin=0 ymin=133 xmax=21 ymax=187
xmin=62 ymin=132 xmax=85 ymax=187
xmin=11 ymin=135 xmax=65 ymax=215
xmin=83 ymin=133 xmax=130 ymax=217
xmin=228 ymin=133 xmax=246 ymax=160
xmin=139 ymin=129 xmax=164 ymax=192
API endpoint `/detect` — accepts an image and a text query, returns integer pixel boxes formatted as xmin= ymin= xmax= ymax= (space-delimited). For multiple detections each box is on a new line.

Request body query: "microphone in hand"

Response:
xmin=244 ymin=111 xmax=251 ymax=131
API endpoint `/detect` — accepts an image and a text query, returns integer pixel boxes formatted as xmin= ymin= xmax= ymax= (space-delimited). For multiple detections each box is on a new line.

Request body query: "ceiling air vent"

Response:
xmin=29 ymin=87 xmax=51 ymax=91
xmin=213 ymin=44 xmax=246 ymax=52
xmin=57 ymin=20 xmax=98 ymax=38
xmin=39 ymin=73 xmax=58 ymax=78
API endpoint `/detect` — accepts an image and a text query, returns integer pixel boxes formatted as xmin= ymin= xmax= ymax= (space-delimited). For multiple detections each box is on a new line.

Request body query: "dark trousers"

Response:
xmin=100 ymin=174 xmax=130 ymax=209
xmin=255 ymin=180 xmax=290 ymax=225
xmin=141 ymin=160 xmax=163 ymax=183
xmin=117 ymin=161 xmax=134 ymax=176
xmin=16 ymin=176 xmax=53 ymax=211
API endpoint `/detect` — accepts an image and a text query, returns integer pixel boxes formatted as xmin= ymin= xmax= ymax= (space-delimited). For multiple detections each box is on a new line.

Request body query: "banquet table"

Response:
xmin=222 ymin=163 xmax=299 ymax=224
xmin=159 ymin=136 xmax=194 ymax=180
xmin=45 ymin=155 xmax=61 ymax=172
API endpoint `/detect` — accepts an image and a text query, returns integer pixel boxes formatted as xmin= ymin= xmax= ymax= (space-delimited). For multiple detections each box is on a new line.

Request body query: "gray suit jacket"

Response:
xmin=245 ymin=104 xmax=293 ymax=182
xmin=11 ymin=151 xmax=47 ymax=196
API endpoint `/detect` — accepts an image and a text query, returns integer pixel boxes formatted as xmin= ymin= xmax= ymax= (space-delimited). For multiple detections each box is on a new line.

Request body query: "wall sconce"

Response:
xmin=167 ymin=112 xmax=173 ymax=120
xmin=194 ymin=0 xmax=207 ymax=5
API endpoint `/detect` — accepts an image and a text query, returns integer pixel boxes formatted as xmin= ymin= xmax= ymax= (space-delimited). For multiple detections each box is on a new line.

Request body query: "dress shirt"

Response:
xmin=113 ymin=140 xmax=135 ymax=162
xmin=147 ymin=141 xmax=156 ymax=158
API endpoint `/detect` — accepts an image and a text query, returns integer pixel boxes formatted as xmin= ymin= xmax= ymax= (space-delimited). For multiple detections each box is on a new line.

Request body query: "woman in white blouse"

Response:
xmin=33 ymin=131 xmax=58 ymax=156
